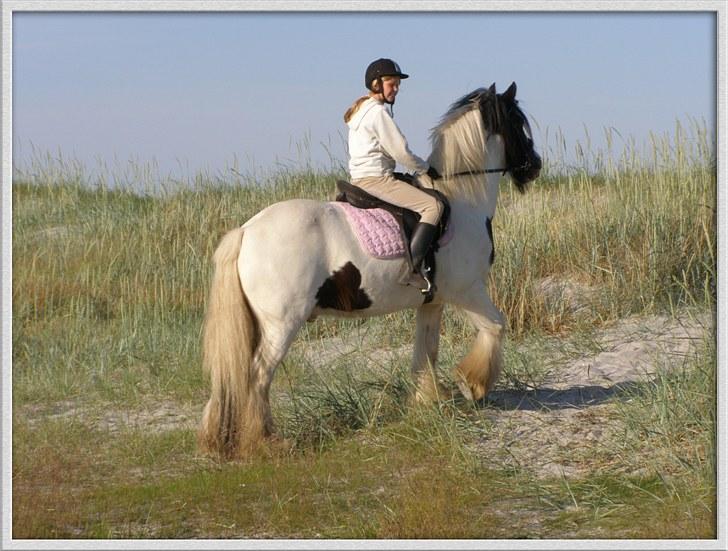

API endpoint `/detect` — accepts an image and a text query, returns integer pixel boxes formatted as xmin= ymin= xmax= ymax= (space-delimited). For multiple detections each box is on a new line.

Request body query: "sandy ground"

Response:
xmin=477 ymin=311 xmax=712 ymax=479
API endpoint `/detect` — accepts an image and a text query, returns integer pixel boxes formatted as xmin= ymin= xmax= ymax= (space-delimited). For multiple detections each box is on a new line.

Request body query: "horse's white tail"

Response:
xmin=198 ymin=226 xmax=263 ymax=459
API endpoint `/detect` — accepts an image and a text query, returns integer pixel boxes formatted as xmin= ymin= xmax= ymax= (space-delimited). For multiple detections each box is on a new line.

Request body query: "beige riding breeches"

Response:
xmin=351 ymin=175 xmax=444 ymax=226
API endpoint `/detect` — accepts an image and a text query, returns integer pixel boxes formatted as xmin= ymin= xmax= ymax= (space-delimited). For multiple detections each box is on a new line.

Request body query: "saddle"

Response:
xmin=335 ymin=173 xmax=451 ymax=302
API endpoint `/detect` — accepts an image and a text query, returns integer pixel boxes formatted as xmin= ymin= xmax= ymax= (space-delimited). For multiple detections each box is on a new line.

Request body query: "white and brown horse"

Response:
xmin=199 ymin=82 xmax=541 ymax=458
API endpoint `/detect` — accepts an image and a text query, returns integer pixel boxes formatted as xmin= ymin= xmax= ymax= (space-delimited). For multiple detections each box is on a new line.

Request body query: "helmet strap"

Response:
xmin=376 ymin=77 xmax=396 ymax=111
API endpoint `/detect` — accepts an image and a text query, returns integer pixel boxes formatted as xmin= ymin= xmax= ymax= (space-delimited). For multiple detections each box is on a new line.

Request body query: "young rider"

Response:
xmin=344 ymin=58 xmax=443 ymax=293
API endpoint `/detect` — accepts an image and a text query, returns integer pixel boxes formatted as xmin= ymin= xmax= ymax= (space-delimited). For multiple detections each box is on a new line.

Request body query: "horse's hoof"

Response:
xmin=456 ymin=379 xmax=474 ymax=401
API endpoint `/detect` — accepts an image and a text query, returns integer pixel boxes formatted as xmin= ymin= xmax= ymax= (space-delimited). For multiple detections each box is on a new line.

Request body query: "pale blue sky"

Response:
xmin=11 ymin=10 xmax=716 ymax=180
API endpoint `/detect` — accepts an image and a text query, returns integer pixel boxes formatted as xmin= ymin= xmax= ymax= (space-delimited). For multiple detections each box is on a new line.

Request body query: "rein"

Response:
xmin=447 ymin=167 xmax=507 ymax=178
xmin=436 ymin=161 xmax=533 ymax=180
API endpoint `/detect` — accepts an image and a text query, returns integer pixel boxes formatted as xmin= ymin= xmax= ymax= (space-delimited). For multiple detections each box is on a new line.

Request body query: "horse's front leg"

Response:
xmin=411 ymin=302 xmax=449 ymax=403
xmin=453 ymin=284 xmax=506 ymax=401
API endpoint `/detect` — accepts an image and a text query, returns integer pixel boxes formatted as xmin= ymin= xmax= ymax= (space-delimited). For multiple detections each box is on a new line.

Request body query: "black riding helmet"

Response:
xmin=365 ymin=58 xmax=409 ymax=105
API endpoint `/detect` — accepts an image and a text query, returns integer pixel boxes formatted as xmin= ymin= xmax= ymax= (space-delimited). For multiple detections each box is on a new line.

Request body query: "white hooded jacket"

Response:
xmin=347 ymin=98 xmax=429 ymax=179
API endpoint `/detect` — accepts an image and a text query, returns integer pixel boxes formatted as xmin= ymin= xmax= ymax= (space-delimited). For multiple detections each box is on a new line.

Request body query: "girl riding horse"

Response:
xmin=345 ymin=58 xmax=443 ymax=292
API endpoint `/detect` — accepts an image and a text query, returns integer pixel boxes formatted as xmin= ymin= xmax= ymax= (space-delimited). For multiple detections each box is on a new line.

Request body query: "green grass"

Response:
xmin=13 ymin=365 xmax=715 ymax=539
xmin=11 ymin=122 xmax=717 ymax=539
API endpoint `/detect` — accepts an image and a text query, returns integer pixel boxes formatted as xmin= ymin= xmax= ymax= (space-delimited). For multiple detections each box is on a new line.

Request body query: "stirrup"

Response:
xmin=420 ymin=279 xmax=433 ymax=295
xmin=419 ymin=266 xmax=433 ymax=295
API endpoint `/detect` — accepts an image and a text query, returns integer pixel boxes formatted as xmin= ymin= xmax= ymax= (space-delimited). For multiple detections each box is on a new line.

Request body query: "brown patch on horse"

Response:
xmin=315 ymin=262 xmax=372 ymax=311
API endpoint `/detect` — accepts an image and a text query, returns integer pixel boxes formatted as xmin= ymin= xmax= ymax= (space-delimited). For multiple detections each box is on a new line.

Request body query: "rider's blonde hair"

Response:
xmin=344 ymin=76 xmax=398 ymax=123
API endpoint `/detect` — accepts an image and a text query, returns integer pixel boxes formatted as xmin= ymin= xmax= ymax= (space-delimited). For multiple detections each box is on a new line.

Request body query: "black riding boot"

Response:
xmin=409 ymin=222 xmax=438 ymax=294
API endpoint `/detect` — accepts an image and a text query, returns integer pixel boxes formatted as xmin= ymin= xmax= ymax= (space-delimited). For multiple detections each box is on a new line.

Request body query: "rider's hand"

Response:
xmin=417 ymin=171 xmax=436 ymax=189
xmin=427 ymin=166 xmax=441 ymax=180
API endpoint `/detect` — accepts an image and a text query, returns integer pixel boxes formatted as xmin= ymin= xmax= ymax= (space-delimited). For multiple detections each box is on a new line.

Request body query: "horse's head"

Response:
xmin=429 ymin=82 xmax=541 ymax=193
xmin=486 ymin=82 xmax=542 ymax=191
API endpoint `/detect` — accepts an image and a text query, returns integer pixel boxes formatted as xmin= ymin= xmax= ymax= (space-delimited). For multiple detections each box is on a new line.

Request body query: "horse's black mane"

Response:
xmin=437 ymin=85 xmax=523 ymax=136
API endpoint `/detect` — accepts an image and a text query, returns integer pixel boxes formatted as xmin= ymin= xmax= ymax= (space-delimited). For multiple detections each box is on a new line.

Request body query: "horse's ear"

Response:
xmin=488 ymin=82 xmax=496 ymax=94
xmin=503 ymin=82 xmax=517 ymax=101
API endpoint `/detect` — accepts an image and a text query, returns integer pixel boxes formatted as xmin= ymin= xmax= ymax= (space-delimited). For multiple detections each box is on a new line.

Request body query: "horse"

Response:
xmin=199 ymin=82 xmax=542 ymax=458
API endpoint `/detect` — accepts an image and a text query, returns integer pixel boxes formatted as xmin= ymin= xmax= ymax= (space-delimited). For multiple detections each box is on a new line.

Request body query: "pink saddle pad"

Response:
xmin=335 ymin=202 xmax=452 ymax=259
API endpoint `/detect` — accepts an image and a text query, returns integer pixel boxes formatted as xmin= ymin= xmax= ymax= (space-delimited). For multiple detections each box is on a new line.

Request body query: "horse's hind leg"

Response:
xmin=411 ymin=302 xmax=449 ymax=402
xmin=245 ymin=317 xmax=306 ymax=453
xmin=453 ymin=286 xmax=506 ymax=401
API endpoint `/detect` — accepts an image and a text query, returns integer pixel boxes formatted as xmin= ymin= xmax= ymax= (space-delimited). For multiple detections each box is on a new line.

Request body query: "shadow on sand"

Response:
xmin=481 ymin=381 xmax=642 ymax=412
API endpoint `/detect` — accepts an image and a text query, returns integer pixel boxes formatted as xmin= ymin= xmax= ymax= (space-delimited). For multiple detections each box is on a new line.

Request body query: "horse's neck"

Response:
xmin=428 ymin=132 xmax=505 ymax=219
xmin=436 ymin=174 xmax=500 ymax=219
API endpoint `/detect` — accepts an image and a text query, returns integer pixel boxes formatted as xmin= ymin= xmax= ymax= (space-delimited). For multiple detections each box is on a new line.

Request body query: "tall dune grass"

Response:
xmin=13 ymin=122 xmax=715 ymax=327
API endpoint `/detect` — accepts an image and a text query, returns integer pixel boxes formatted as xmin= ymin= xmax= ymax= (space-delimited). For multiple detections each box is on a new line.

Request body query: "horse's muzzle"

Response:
xmin=514 ymin=153 xmax=542 ymax=185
